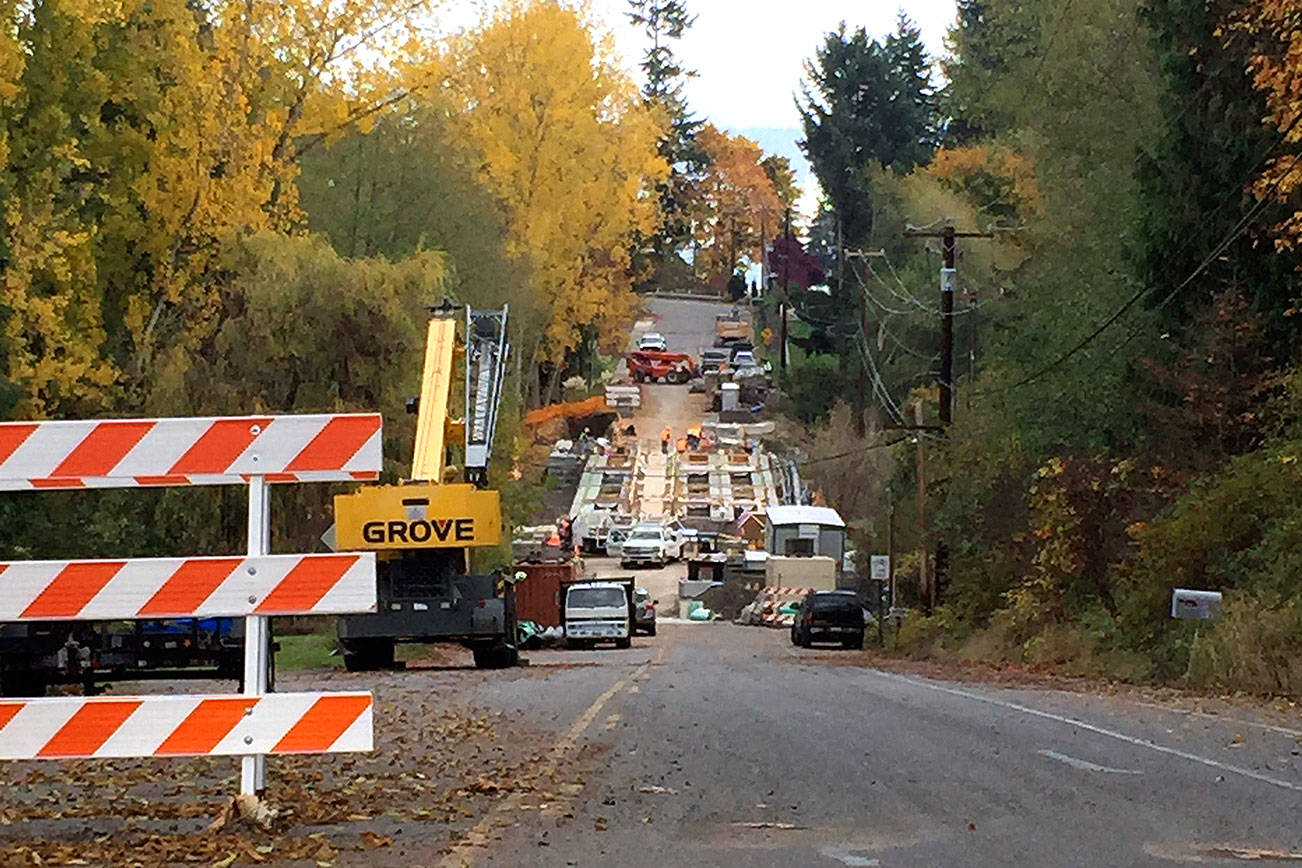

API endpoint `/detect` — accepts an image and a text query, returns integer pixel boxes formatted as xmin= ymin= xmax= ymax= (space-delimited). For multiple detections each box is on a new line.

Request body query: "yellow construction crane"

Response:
xmin=332 ymin=303 xmax=518 ymax=669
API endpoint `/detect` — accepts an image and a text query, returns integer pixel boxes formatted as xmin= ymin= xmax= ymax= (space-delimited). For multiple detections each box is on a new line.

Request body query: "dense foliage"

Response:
xmin=790 ymin=0 xmax=1302 ymax=695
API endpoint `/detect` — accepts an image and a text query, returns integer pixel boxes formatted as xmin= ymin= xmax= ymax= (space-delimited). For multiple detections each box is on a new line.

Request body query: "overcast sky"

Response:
xmin=440 ymin=0 xmax=960 ymax=215
xmin=585 ymin=0 xmax=959 ymax=132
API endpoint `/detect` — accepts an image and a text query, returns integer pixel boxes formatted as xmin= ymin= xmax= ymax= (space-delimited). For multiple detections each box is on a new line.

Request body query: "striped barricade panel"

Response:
xmin=0 ymin=414 xmax=382 ymax=491
xmin=760 ymin=587 xmax=815 ymax=597
xmin=0 ymin=553 xmax=376 ymax=620
xmin=0 ymin=693 xmax=373 ymax=760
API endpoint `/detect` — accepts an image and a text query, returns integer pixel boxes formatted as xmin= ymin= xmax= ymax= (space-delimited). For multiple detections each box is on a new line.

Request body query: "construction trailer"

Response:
xmin=764 ymin=505 xmax=847 ymax=569
xmin=333 ymin=303 xmax=520 ymax=670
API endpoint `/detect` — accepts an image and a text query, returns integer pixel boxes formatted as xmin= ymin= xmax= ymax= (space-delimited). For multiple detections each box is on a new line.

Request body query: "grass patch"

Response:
xmin=275 ymin=632 xmax=341 ymax=671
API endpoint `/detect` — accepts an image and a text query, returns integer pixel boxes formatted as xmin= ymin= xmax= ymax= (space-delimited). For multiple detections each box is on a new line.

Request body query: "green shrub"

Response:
xmin=779 ymin=353 xmax=849 ymax=423
xmin=1114 ymin=440 xmax=1302 ymax=678
xmin=1187 ymin=591 xmax=1302 ymax=695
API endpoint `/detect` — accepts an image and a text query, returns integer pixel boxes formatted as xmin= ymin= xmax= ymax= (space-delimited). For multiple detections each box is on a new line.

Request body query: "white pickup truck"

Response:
xmin=618 ymin=523 xmax=685 ymax=568
xmin=563 ymin=579 xmax=633 ymax=649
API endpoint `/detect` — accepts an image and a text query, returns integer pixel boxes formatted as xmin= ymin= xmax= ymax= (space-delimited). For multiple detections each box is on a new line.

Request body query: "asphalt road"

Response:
xmin=454 ymin=624 xmax=1301 ymax=867
xmin=628 ymin=295 xmax=742 ymax=455
xmin=615 ymin=294 xmax=738 ymax=616
xmin=9 ymin=296 xmax=1299 ymax=866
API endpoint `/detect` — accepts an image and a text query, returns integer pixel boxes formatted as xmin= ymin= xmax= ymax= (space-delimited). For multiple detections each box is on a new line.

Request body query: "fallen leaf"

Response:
xmin=359 ymin=832 xmax=392 ymax=849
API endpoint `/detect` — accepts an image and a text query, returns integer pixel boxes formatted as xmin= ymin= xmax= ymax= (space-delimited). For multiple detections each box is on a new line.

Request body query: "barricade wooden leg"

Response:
xmin=241 ymin=476 xmax=271 ymax=796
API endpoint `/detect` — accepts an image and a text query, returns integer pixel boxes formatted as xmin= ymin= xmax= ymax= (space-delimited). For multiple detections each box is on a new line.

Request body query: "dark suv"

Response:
xmin=790 ymin=590 xmax=865 ymax=649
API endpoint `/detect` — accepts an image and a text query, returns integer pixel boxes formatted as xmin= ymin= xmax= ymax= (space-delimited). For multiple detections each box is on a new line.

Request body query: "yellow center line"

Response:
xmin=439 ymin=645 xmax=667 ymax=867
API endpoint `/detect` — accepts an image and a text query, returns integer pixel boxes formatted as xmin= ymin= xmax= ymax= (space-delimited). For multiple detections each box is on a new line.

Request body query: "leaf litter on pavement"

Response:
xmin=0 ymin=687 xmax=581 ymax=866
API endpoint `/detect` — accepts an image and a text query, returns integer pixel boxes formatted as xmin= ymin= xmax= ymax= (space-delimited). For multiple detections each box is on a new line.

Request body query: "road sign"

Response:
xmin=870 ymin=555 xmax=890 ymax=580
xmin=0 ymin=412 xmax=382 ymax=798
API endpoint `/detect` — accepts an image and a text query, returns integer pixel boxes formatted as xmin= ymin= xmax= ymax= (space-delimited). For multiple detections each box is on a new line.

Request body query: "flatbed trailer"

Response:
xmin=0 ymin=617 xmax=244 ymax=696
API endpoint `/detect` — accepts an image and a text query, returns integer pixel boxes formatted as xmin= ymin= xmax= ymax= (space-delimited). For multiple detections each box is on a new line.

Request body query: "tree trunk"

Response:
xmin=541 ymin=361 xmax=564 ymax=407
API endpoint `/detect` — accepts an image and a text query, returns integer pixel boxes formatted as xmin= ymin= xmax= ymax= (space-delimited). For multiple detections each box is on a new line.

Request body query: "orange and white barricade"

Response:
xmin=0 ymin=413 xmax=382 ymax=795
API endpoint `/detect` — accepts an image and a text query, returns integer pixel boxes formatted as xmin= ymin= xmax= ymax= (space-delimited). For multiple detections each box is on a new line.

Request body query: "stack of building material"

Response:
xmin=546 ymin=447 xmax=584 ymax=485
xmin=735 ymin=587 xmax=816 ymax=628
xmin=605 ymin=383 xmax=641 ymax=410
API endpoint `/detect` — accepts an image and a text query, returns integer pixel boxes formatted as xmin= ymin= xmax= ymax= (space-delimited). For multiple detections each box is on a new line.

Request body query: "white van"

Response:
xmin=563 ymin=580 xmax=633 ymax=649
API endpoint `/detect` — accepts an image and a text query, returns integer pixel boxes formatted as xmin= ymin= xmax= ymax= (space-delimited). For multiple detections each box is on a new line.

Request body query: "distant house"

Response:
xmin=764 ymin=505 xmax=846 ymax=567
xmin=732 ymin=511 xmax=765 ymax=548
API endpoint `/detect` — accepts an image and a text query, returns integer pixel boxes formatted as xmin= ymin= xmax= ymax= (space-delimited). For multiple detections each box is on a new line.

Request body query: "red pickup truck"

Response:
xmin=627 ymin=350 xmax=698 ymax=384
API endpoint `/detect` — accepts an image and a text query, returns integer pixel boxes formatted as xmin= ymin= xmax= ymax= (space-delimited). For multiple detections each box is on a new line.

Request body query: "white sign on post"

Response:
xmin=0 ymin=414 xmax=383 ymax=797
xmin=870 ymin=555 xmax=890 ymax=581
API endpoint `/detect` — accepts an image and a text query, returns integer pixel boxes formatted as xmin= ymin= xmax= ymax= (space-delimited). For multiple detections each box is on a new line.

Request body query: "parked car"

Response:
xmin=700 ymin=347 xmax=731 ymax=371
xmin=619 ymin=524 xmax=684 ymax=568
xmin=730 ymin=349 xmax=757 ymax=368
xmin=633 ymin=587 xmax=657 ymax=636
xmin=790 ymin=590 xmax=865 ymax=649
xmin=638 ymin=332 xmax=668 ymax=352
xmin=604 ymin=525 xmax=630 ymax=558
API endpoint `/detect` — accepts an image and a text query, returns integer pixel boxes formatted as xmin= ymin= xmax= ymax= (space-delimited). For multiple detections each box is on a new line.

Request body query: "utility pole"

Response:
xmin=884 ymin=504 xmax=894 ymax=648
xmin=902 ymin=225 xmax=994 ymax=427
xmin=845 ymin=246 xmax=884 ymax=436
xmin=968 ymin=280 xmax=977 ymax=412
xmin=914 ymin=400 xmax=930 ymax=613
xmin=780 ymin=207 xmax=791 ymax=371
xmin=900 ymin=226 xmax=991 ymax=615
xmin=939 ymin=227 xmax=956 ymax=427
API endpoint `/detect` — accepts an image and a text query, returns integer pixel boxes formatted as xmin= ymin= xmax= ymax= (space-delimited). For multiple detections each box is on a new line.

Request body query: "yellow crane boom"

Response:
xmin=410 ymin=315 xmax=458 ymax=482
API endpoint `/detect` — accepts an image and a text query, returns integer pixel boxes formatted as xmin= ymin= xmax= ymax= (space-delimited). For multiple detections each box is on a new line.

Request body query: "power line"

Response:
xmin=975 ymin=102 xmax=1302 ymax=396
xmin=876 ymin=319 xmax=940 ymax=362
xmin=873 ymin=255 xmax=981 ymax=317
xmin=871 ymin=256 xmax=939 ymax=314
xmin=855 ymin=328 xmax=907 ymax=425
xmin=798 ymin=434 xmax=911 ymax=466
xmin=985 ymin=187 xmax=1277 ymax=393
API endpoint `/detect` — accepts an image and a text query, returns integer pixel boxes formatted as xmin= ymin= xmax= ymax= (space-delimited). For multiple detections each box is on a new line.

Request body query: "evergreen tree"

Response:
xmin=627 ymin=0 xmax=703 ymax=283
xmin=797 ymin=16 xmax=937 ymax=248
xmin=941 ymin=0 xmax=1036 ymax=141
xmin=1135 ymin=0 xmax=1301 ymax=337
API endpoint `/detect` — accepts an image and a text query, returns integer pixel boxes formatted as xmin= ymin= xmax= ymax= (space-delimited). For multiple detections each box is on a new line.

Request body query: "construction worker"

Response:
xmin=660 ymin=426 xmax=672 ymax=454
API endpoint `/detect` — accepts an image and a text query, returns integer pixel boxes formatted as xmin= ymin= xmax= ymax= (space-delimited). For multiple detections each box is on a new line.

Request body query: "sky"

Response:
xmin=441 ymin=0 xmax=960 ymax=215
xmin=591 ymin=0 xmax=960 ymax=216
xmin=586 ymin=0 xmax=958 ymax=132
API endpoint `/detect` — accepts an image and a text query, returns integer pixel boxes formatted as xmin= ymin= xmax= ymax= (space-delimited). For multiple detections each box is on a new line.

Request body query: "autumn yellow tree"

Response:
xmin=0 ymin=0 xmax=437 ymax=416
xmin=928 ymin=145 xmax=1039 ymax=222
xmin=442 ymin=1 xmax=667 ymax=403
xmin=689 ymin=124 xmax=783 ymax=291
xmin=1238 ymin=0 xmax=1302 ymax=248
